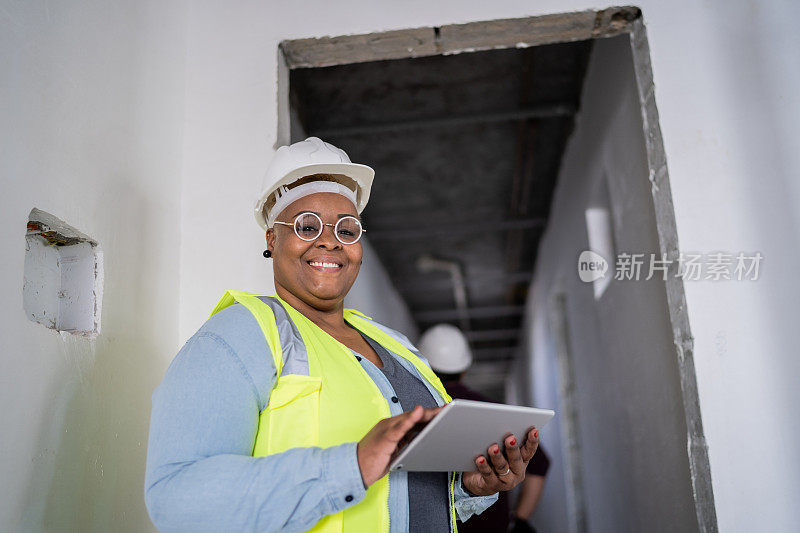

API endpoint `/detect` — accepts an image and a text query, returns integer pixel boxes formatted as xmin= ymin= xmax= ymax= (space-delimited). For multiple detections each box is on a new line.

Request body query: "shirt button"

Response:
xmin=391 ymin=396 xmax=399 ymax=403
xmin=345 ymin=495 xmax=354 ymax=502
xmin=355 ymin=355 xmax=362 ymax=362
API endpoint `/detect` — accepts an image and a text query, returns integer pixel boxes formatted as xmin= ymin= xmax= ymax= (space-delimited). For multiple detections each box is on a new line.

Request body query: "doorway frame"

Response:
xmin=275 ymin=7 xmax=717 ymax=532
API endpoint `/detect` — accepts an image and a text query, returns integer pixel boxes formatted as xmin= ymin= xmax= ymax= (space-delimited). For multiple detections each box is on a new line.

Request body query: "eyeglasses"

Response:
xmin=273 ymin=212 xmax=366 ymax=245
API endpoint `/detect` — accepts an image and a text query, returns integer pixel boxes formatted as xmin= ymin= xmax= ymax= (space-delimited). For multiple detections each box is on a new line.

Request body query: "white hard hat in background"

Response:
xmin=417 ymin=324 xmax=474 ymax=374
xmin=254 ymin=137 xmax=375 ymax=230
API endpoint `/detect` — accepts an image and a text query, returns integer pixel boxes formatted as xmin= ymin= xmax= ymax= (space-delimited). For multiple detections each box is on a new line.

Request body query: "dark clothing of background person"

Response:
xmin=444 ymin=381 xmax=550 ymax=533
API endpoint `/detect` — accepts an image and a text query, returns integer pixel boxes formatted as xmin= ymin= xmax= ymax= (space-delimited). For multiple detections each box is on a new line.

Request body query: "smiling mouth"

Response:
xmin=307 ymin=260 xmax=343 ymax=272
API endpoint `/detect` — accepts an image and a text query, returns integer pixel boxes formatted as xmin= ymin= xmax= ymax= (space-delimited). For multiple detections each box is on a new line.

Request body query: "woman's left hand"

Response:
xmin=461 ymin=427 xmax=540 ymax=496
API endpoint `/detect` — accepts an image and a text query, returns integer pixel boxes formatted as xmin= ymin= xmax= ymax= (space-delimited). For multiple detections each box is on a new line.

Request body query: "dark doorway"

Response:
xmin=288 ymin=38 xmax=592 ymax=401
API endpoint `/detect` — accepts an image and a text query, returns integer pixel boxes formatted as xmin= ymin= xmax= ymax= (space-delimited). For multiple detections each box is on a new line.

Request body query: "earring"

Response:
xmin=263 ymin=249 xmax=272 ymax=258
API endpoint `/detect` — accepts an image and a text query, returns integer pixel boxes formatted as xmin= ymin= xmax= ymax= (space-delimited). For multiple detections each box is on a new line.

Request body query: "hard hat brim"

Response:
xmin=254 ymin=162 xmax=374 ymax=230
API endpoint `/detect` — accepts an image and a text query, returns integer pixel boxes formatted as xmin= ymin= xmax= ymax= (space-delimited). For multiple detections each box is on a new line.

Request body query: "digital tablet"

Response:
xmin=389 ymin=399 xmax=555 ymax=472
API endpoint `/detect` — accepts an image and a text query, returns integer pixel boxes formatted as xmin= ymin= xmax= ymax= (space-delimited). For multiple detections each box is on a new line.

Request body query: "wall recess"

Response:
xmin=23 ymin=208 xmax=103 ymax=336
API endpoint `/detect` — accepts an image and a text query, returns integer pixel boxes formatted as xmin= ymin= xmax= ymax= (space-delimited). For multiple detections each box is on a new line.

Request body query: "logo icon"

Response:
xmin=578 ymin=250 xmax=608 ymax=282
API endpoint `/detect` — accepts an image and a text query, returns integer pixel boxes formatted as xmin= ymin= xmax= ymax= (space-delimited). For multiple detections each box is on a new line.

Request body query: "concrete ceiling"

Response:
xmin=290 ymin=39 xmax=593 ymax=398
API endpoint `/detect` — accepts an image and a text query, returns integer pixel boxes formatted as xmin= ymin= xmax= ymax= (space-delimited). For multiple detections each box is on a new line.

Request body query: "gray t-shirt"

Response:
xmin=360 ymin=334 xmax=450 ymax=533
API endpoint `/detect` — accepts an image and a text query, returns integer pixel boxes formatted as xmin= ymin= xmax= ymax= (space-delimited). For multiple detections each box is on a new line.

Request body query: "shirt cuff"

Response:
xmin=453 ymin=472 xmax=499 ymax=522
xmin=321 ymin=442 xmax=368 ymax=513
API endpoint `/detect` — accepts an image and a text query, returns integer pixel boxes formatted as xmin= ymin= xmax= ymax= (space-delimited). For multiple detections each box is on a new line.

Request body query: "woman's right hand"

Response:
xmin=357 ymin=405 xmax=442 ymax=488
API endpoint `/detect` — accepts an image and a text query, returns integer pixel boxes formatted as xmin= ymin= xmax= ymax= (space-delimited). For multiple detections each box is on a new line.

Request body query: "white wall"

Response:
xmin=653 ymin=4 xmax=800 ymax=531
xmin=0 ymin=1 xmax=186 ymax=531
xmin=4 ymin=0 xmax=800 ymax=531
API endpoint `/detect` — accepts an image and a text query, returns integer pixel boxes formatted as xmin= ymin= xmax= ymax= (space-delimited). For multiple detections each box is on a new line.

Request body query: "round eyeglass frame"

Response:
xmin=272 ymin=211 xmax=366 ymax=245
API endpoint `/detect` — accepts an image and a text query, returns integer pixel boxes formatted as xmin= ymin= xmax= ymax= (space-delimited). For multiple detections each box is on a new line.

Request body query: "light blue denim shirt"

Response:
xmin=144 ymin=303 xmax=497 ymax=532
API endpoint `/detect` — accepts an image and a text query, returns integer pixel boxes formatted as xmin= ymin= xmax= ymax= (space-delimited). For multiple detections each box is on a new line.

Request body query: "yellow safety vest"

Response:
xmin=209 ymin=291 xmax=458 ymax=533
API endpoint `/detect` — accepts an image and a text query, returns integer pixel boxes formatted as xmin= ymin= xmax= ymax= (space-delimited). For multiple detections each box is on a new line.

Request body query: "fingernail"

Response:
xmin=478 ymin=457 xmax=485 ymax=464
xmin=534 ymin=430 xmax=539 ymax=438
xmin=492 ymin=446 xmax=499 ymax=454
xmin=509 ymin=437 xmax=517 ymax=446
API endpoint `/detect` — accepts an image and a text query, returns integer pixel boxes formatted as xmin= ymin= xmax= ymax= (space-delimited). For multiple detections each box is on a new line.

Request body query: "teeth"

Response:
xmin=309 ymin=261 xmax=340 ymax=268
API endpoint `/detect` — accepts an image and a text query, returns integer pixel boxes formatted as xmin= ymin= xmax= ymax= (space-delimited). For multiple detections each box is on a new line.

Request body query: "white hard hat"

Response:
xmin=254 ymin=137 xmax=375 ymax=230
xmin=417 ymin=324 xmax=473 ymax=374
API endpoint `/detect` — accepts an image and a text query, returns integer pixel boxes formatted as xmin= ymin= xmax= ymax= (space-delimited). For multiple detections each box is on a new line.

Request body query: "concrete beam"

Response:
xmin=398 ymin=271 xmax=533 ymax=294
xmin=471 ymin=347 xmax=516 ymax=361
xmin=311 ymin=104 xmax=575 ymax=137
xmin=280 ymin=7 xmax=642 ymax=68
xmin=415 ymin=305 xmax=525 ymax=322
xmin=367 ymin=217 xmax=546 ymax=241
xmin=464 ymin=328 xmax=519 ymax=342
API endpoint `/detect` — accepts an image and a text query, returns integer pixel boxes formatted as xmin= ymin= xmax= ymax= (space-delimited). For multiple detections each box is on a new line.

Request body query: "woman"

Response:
xmin=144 ymin=137 xmax=541 ymax=532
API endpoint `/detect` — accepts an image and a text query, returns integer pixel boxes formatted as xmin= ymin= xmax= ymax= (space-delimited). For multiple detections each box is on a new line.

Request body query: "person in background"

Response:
xmin=418 ymin=324 xmax=551 ymax=533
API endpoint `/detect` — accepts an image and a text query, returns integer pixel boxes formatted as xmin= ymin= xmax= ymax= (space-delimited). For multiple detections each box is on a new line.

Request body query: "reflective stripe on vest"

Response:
xmin=209 ymin=290 xmax=459 ymax=533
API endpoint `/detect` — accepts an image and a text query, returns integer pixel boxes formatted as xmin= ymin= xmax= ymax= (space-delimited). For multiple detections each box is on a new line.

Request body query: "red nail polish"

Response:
xmin=478 ymin=457 xmax=485 ymax=464
xmin=493 ymin=446 xmax=499 ymax=454
xmin=509 ymin=438 xmax=516 ymax=446
xmin=534 ymin=430 xmax=539 ymax=438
